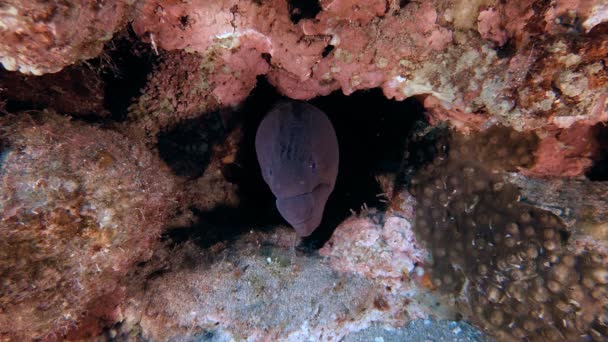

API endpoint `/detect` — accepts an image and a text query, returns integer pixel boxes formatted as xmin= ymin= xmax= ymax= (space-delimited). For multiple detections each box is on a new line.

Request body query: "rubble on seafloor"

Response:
xmin=0 ymin=0 xmax=608 ymax=341
xmin=116 ymin=225 xmax=430 ymax=341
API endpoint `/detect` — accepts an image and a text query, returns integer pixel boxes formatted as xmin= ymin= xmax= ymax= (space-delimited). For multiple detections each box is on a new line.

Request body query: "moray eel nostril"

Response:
xmin=255 ymin=100 xmax=339 ymax=237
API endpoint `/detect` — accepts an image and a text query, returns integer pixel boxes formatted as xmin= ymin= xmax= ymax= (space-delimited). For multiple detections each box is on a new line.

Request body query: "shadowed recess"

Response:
xmin=586 ymin=123 xmax=608 ymax=181
xmin=0 ymin=136 xmax=8 ymax=171
xmin=157 ymin=110 xmax=229 ymax=179
xmin=287 ymin=0 xmax=322 ymax=24
xmin=163 ymin=77 xmax=426 ymax=250
xmin=303 ymin=87 xmax=425 ymax=248
xmin=94 ymin=26 xmax=158 ymax=121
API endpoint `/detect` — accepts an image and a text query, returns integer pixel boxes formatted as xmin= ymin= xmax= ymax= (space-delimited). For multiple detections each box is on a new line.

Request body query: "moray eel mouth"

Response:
xmin=275 ymin=183 xmax=332 ymax=236
xmin=276 ymin=192 xmax=315 ymax=226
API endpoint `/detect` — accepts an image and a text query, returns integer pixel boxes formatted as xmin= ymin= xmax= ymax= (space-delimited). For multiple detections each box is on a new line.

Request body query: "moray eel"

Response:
xmin=255 ymin=100 xmax=339 ymax=237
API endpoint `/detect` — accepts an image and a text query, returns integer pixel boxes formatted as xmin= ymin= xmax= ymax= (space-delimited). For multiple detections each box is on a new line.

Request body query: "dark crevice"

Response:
xmin=287 ymin=0 xmax=322 ymax=24
xmin=321 ymin=44 xmax=335 ymax=58
xmin=161 ymin=206 xmax=280 ymax=249
xmin=178 ymin=15 xmax=190 ymax=30
xmin=586 ymin=123 xmax=608 ymax=181
xmin=495 ymin=39 xmax=517 ymax=59
xmin=157 ymin=111 xmax=230 ymax=179
xmin=162 ymin=77 xmax=283 ymax=249
xmin=303 ymin=88 xmax=426 ymax=248
xmin=399 ymin=0 xmax=410 ymax=8
xmin=0 ymin=65 xmax=106 ymax=118
xmin=94 ymin=25 xmax=158 ymax=121
xmin=261 ymin=52 xmax=272 ymax=64
xmin=0 ymin=26 xmax=158 ymax=123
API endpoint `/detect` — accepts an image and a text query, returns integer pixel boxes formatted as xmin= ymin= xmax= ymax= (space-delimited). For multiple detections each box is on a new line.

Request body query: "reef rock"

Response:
xmin=119 ymin=226 xmax=430 ymax=341
xmin=131 ymin=0 xmax=607 ymax=132
xmin=0 ymin=112 xmax=177 ymax=340
xmin=0 ymin=0 xmax=133 ymax=75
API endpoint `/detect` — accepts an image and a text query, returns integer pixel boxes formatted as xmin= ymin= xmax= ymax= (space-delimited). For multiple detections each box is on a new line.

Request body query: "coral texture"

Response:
xmin=0 ymin=112 xmax=177 ymax=340
xmin=131 ymin=0 xmax=607 ymax=132
xmin=409 ymin=126 xmax=608 ymax=341
xmin=119 ymin=227 xmax=429 ymax=341
xmin=0 ymin=0 xmax=606 ymax=340
xmin=526 ymin=123 xmax=600 ymax=177
xmin=125 ymin=0 xmax=607 ymax=177
xmin=320 ymin=212 xmax=424 ymax=284
xmin=0 ymin=0 xmax=133 ymax=75
xmin=127 ymin=50 xmax=221 ymax=136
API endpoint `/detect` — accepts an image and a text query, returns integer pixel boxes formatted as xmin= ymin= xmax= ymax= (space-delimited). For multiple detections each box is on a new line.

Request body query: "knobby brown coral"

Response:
xmin=410 ymin=126 xmax=608 ymax=341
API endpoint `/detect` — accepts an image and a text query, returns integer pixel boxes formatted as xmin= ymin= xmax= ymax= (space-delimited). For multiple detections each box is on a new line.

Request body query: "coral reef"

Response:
xmin=0 ymin=0 xmax=606 ymax=340
xmin=0 ymin=0 xmax=134 ymax=75
xmin=409 ymin=126 xmax=608 ymax=341
xmin=0 ymin=112 xmax=178 ymax=340
xmin=125 ymin=0 xmax=606 ymax=176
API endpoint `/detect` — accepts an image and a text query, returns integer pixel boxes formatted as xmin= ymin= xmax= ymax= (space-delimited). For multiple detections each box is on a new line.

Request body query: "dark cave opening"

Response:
xmin=162 ymin=76 xmax=427 ymax=250
xmin=304 ymin=84 xmax=426 ymax=248
xmin=287 ymin=0 xmax=322 ymax=24
xmin=586 ymin=123 xmax=608 ymax=181
xmin=95 ymin=26 xmax=158 ymax=121
xmin=0 ymin=26 xmax=156 ymax=122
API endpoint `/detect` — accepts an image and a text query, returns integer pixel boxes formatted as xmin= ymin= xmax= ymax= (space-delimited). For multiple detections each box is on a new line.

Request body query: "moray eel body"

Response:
xmin=255 ymin=100 xmax=339 ymax=237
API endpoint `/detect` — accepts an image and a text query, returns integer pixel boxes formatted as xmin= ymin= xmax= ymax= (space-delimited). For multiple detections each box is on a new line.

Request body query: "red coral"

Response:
xmin=527 ymin=123 xmax=600 ymax=177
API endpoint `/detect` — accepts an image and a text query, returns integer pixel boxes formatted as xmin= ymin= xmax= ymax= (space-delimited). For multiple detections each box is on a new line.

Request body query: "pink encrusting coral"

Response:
xmin=1 ymin=0 xmax=605 ymax=138
xmin=130 ymin=0 xmax=607 ymax=136
xmin=320 ymin=212 xmax=424 ymax=284
xmin=209 ymin=32 xmax=271 ymax=105
xmin=477 ymin=7 xmax=507 ymax=46
xmin=0 ymin=0 xmax=133 ymax=75
xmin=526 ymin=123 xmax=600 ymax=177
xmin=0 ymin=112 xmax=178 ymax=340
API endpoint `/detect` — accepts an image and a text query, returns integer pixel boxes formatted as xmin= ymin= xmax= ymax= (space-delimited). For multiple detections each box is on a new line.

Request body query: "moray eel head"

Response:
xmin=255 ymin=100 xmax=339 ymax=237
